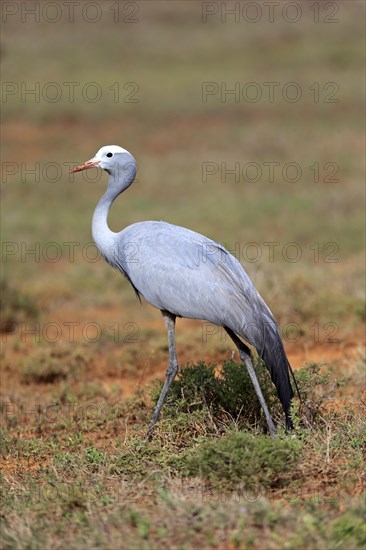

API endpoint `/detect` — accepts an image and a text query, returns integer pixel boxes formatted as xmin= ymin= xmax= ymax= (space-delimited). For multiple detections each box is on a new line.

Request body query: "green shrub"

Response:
xmin=152 ymin=360 xmax=346 ymax=432
xmin=331 ymin=507 xmax=366 ymax=548
xmin=183 ymin=430 xmax=302 ymax=489
xmin=85 ymin=447 xmax=107 ymax=471
xmin=151 ymin=360 xmax=283 ymax=431
xmin=295 ymin=362 xmax=345 ymax=424
xmin=21 ymin=344 xmax=89 ymax=384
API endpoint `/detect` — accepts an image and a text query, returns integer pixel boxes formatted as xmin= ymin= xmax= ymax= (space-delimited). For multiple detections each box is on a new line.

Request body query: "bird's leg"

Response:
xmin=146 ymin=310 xmax=178 ymax=440
xmin=225 ymin=328 xmax=277 ymax=438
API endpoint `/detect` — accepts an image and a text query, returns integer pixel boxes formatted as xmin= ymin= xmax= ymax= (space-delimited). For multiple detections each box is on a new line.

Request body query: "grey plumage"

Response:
xmin=72 ymin=145 xmax=296 ymax=437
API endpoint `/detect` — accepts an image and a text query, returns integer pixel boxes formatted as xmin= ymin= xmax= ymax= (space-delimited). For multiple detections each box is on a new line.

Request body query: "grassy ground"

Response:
xmin=1 ymin=2 xmax=365 ymax=548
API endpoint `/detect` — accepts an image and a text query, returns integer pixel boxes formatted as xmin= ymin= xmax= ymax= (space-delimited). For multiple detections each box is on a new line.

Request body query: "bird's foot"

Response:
xmin=144 ymin=423 xmax=156 ymax=442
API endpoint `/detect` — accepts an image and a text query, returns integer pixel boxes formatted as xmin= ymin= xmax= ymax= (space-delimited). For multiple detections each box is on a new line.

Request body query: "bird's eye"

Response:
xmin=106 ymin=152 xmax=113 ymax=158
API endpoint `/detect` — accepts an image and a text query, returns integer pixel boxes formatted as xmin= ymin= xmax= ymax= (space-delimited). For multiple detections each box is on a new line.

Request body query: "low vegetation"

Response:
xmin=1 ymin=3 xmax=364 ymax=547
xmin=21 ymin=344 xmax=90 ymax=384
xmin=1 ymin=353 xmax=365 ymax=549
xmin=0 ymin=278 xmax=39 ymax=332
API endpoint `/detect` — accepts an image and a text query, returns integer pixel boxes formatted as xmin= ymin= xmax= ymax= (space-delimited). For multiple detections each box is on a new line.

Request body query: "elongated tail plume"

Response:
xmin=260 ymin=322 xmax=299 ymax=428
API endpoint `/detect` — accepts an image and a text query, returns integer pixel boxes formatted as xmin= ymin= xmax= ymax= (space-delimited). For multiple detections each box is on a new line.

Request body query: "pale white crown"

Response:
xmin=95 ymin=145 xmax=130 ymax=159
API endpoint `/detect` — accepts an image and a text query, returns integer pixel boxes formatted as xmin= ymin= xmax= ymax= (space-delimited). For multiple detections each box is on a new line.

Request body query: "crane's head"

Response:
xmin=71 ymin=145 xmax=135 ymax=175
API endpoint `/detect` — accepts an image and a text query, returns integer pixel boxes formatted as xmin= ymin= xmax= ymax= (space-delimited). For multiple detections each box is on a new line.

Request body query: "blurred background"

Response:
xmin=1 ymin=1 xmax=365 ymax=369
xmin=1 ymin=2 xmax=365 ymax=547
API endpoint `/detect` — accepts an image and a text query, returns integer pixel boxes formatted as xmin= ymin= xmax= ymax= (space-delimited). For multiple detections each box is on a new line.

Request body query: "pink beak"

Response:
xmin=70 ymin=158 xmax=100 ymax=173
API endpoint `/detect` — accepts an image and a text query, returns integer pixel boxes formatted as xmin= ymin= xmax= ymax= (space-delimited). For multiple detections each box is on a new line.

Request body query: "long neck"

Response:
xmin=92 ymin=165 xmax=135 ymax=257
xmin=92 ymin=185 xmax=119 ymax=253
